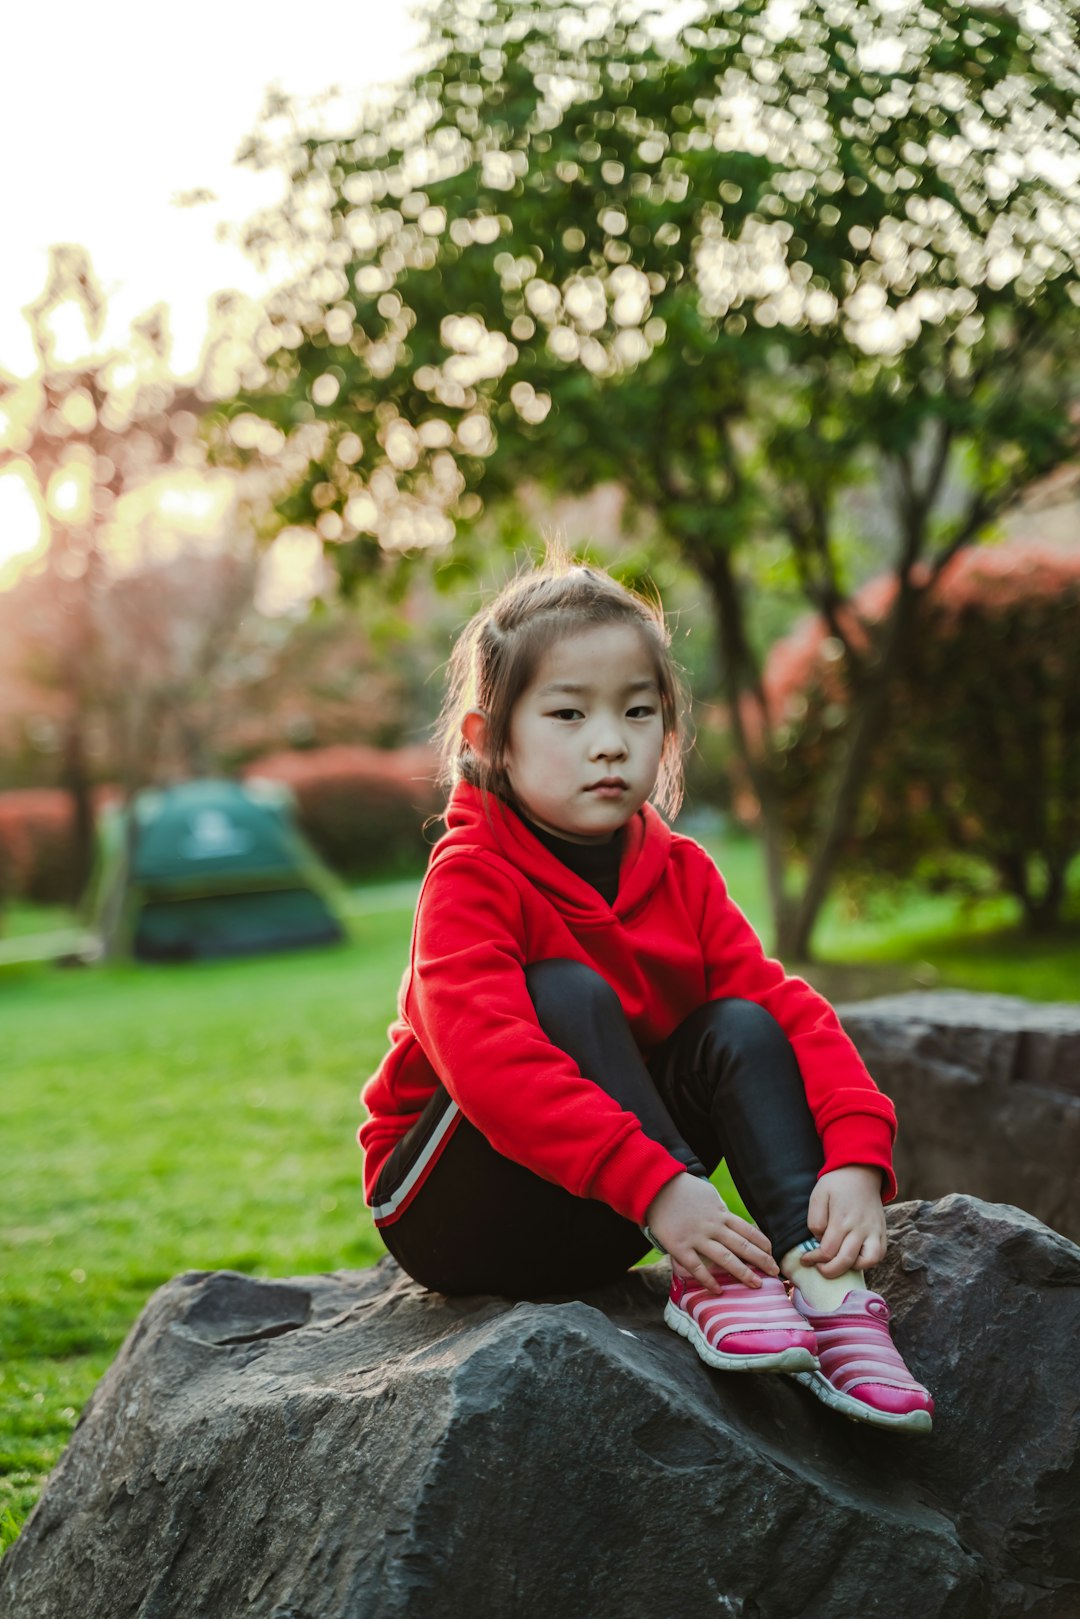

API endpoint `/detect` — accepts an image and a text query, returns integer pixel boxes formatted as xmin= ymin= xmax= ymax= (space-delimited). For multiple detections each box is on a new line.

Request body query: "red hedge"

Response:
xmin=244 ymin=744 xmax=442 ymax=879
xmin=758 ymin=539 xmax=1080 ymax=926
xmin=0 ymin=746 xmax=444 ymax=910
xmin=764 ymin=542 xmax=1080 ymax=724
xmin=0 ymin=790 xmax=85 ymax=906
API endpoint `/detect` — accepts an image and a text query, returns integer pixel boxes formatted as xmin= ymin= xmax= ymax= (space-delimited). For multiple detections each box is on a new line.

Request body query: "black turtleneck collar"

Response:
xmin=519 ymin=814 xmax=625 ymax=907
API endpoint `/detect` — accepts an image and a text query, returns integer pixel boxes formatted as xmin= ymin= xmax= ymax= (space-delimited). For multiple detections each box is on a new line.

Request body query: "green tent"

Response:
xmin=91 ymin=779 xmax=346 ymax=962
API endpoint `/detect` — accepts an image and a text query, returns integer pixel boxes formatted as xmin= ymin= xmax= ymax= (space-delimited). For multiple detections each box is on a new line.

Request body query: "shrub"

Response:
xmin=0 ymin=789 xmax=86 ymax=906
xmin=0 ymin=811 xmax=25 ymax=915
xmin=680 ymin=707 xmax=738 ymax=820
xmin=245 ymin=744 xmax=442 ymax=880
xmin=762 ymin=540 xmax=1080 ymax=930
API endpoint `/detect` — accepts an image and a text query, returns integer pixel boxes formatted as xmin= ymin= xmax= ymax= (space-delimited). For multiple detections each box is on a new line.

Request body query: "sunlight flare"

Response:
xmin=0 ymin=467 xmax=47 ymax=583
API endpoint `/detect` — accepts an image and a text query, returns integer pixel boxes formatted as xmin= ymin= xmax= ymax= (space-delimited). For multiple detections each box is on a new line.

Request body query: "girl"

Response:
xmin=359 ymin=554 xmax=934 ymax=1435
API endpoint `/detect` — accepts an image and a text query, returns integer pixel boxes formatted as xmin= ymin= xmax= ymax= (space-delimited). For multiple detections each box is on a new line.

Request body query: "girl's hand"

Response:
xmin=801 ymin=1166 xmax=887 ymax=1278
xmin=644 ymin=1173 xmax=778 ymax=1293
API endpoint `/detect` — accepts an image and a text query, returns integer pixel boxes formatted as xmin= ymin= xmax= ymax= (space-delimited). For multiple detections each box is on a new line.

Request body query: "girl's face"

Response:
xmin=502 ymin=623 xmax=666 ymax=843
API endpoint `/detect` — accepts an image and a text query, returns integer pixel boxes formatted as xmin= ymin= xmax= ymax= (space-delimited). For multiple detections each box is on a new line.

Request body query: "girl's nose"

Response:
xmin=590 ymin=724 xmax=628 ymax=761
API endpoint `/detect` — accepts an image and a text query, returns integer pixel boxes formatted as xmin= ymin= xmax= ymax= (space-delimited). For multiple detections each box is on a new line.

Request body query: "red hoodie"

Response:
xmin=359 ymin=783 xmax=897 ymax=1226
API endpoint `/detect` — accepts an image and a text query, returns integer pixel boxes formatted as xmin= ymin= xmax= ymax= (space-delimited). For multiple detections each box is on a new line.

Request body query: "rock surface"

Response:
xmin=2 ymin=1196 xmax=1078 ymax=1619
xmin=839 ymin=991 xmax=1080 ymax=1243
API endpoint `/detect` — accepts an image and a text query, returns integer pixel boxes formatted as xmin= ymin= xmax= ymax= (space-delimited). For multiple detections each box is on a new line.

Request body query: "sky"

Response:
xmin=1 ymin=0 xmax=430 ymax=381
xmin=0 ymin=0 xmax=432 ymax=584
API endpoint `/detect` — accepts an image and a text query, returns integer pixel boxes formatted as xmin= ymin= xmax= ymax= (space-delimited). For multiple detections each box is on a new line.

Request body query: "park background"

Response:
xmin=2 ymin=0 xmax=1079 ymax=1552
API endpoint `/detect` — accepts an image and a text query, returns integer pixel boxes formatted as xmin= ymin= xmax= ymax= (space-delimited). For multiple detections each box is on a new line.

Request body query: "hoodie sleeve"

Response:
xmin=689 ymin=845 xmax=898 ymax=1200
xmin=405 ymin=851 xmax=685 ymax=1224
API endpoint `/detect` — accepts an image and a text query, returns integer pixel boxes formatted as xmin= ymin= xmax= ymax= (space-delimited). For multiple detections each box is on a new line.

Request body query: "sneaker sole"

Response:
xmin=664 ymin=1300 xmax=818 ymax=1375
xmin=791 ymin=1368 xmax=933 ymax=1435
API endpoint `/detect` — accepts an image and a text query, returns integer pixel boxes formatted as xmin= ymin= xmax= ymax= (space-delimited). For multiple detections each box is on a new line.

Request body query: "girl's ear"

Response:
xmin=461 ymin=708 xmax=490 ymax=761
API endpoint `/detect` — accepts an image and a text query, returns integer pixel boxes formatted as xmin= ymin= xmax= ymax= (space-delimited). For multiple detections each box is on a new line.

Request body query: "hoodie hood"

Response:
xmin=437 ymin=782 xmax=673 ymax=925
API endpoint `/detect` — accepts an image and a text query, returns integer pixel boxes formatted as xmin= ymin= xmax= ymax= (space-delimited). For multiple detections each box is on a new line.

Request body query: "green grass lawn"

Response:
xmin=1 ymin=900 xmax=81 ymax=941
xmin=1 ymin=897 xmax=407 ymax=1549
xmin=3 ymin=843 xmax=1079 ymax=1551
xmin=697 ymin=832 xmax=1080 ymax=1003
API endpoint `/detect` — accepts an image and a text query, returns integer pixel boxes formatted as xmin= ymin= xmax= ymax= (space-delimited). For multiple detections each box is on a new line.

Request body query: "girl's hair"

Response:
xmin=436 ymin=546 xmax=688 ymax=819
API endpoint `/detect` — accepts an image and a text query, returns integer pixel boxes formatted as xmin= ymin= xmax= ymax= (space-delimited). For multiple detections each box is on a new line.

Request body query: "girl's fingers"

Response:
xmin=701 ymin=1244 xmax=762 ymax=1287
xmin=719 ymin=1236 xmax=777 ymax=1276
xmin=685 ymin=1253 xmax=726 ymax=1294
xmin=809 ymin=1230 xmax=843 ymax=1265
xmin=806 ymin=1195 xmax=829 ymax=1238
xmin=838 ymin=1232 xmax=866 ymax=1272
xmin=715 ymin=1218 xmax=777 ymax=1271
xmin=731 ymin=1221 xmax=774 ymax=1258
xmin=816 ymin=1230 xmax=864 ymax=1277
xmin=706 ymin=1233 xmax=776 ymax=1284
xmin=669 ymin=1214 xmax=778 ymax=1290
xmin=855 ymin=1232 xmax=886 ymax=1269
xmin=677 ymin=1240 xmax=764 ymax=1290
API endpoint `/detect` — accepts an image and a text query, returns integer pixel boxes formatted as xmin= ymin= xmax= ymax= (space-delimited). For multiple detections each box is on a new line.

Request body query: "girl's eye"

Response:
xmin=548 ymin=708 xmax=583 ymax=721
xmin=628 ymin=705 xmax=657 ymax=719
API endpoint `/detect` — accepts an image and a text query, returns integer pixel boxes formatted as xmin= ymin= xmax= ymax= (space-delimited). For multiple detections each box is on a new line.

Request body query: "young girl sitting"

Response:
xmin=359 ymin=554 xmax=934 ymax=1435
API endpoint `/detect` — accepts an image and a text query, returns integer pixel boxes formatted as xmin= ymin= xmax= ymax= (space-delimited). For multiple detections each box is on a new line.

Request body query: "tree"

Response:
xmin=86 ymin=543 xmax=261 ymax=793
xmin=0 ymin=247 xmax=204 ymax=888
xmin=218 ymin=0 xmax=1080 ymax=955
xmin=762 ymin=538 xmax=1080 ymax=930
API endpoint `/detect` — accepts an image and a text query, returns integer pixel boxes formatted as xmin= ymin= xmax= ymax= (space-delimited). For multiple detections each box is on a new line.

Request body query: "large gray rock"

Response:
xmin=2 ymin=1196 xmax=1077 ymax=1619
xmin=839 ymin=991 xmax=1080 ymax=1242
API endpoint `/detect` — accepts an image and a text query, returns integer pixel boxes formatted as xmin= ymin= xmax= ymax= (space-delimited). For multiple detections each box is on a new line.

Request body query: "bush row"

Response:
xmin=760 ymin=539 xmax=1080 ymax=929
xmin=243 ymin=744 xmax=442 ymax=880
xmin=0 ymin=746 xmax=444 ymax=912
xmin=0 ymin=790 xmax=87 ymax=907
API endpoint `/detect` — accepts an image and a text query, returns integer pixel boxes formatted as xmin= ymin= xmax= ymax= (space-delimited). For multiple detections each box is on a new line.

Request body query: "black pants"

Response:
xmin=373 ymin=960 xmax=824 ymax=1298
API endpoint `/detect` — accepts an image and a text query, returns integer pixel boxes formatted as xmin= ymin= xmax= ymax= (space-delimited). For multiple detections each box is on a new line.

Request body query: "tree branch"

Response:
xmin=778 ymin=501 xmax=863 ymax=674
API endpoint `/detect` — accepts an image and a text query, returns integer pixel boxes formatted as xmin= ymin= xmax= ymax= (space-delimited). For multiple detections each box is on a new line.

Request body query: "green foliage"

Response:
xmin=215 ymin=0 xmax=1080 ymax=600
xmin=682 ymin=716 xmax=738 ymax=817
xmin=211 ymin=0 xmax=1080 ymax=956
xmin=0 ymin=1509 xmax=22 ymax=1557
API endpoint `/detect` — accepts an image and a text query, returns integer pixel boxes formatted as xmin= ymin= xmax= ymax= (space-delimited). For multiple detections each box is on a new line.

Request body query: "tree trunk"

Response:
xmin=1009 ymin=856 xmax=1066 ymax=933
xmin=696 ymin=539 xmax=926 ymax=963
xmin=695 ymin=547 xmax=797 ymax=950
xmin=61 ymin=715 xmax=96 ymax=902
xmin=56 ymin=545 xmax=99 ymax=903
xmin=778 ymin=579 xmax=924 ymax=961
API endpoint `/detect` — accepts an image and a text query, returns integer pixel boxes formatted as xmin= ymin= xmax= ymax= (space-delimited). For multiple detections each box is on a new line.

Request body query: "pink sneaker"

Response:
xmin=665 ymin=1272 xmax=819 ymax=1374
xmin=790 ymin=1287 xmax=934 ymax=1434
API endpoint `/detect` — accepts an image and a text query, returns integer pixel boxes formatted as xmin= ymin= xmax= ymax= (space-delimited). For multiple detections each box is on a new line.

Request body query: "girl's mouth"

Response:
xmin=587 ymin=778 xmax=627 ymax=797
